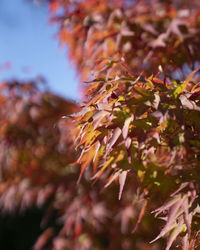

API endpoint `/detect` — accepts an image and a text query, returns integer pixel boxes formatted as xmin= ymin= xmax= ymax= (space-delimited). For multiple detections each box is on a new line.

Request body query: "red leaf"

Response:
xmin=49 ymin=1 xmax=59 ymax=12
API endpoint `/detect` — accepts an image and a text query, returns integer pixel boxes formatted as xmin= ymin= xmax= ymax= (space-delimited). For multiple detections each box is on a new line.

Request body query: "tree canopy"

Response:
xmin=1 ymin=0 xmax=200 ymax=249
xmin=48 ymin=0 xmax=200 ymax=249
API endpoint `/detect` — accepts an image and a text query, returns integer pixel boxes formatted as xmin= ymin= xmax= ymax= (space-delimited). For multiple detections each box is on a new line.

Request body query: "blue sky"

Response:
xmin=0 ymin=0 xmax=79 ymax=101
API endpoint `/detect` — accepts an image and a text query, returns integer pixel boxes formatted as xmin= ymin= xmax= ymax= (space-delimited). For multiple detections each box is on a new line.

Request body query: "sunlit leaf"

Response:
xmin=118 ymin=170 xmax=128 ymax=200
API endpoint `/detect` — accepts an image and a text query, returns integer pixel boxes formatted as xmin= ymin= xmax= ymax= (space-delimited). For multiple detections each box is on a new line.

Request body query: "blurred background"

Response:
xmin=0 ymin=1 xmax=80 ymax=249
xmin=0 ymin=0 xmax=79 ymax=101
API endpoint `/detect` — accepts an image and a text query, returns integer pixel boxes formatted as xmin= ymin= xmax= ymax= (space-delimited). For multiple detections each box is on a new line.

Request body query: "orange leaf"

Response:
xmin=132 ymin=199 xmax=148 ymax=233
xmin=49 ymin=1 xmax=59 ymax=12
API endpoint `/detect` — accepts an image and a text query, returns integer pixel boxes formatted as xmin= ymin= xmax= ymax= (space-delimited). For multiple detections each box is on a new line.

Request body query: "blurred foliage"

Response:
xmin=47 ymin=0 xmax=200 ymax=80
xmin=2 ymin=0 xmax=200 ymax=249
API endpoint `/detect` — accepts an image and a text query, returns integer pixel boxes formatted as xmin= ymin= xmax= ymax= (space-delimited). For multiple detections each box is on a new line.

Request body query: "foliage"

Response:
xmin=2 ymin=0 xmax=200 ymax=249
xmin=72 ymin=58 xmax=200 ymax=249
xmin=49 ymin=0 xmax=200 ymax=79
xmin=0 ymin=80 xmax=164 ymax=250
xmin=45 ymin=0 xmax=200 ymax=249
xmin=0 ymin=80 xmax=77 ymax=248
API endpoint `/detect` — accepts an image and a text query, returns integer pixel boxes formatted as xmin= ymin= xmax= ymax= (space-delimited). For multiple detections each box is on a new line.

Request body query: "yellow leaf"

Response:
xmin=173 ymin=66 xmax=200 ymax=98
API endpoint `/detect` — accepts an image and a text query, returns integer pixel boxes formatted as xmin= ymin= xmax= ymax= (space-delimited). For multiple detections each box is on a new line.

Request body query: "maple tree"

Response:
xmin=47 ymin=0 xmax=200 ymax=249
xmin=0 ymin=80 xmax=159 ymax=249
xmin=1 ymin=0 xmax=200 ymax=249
